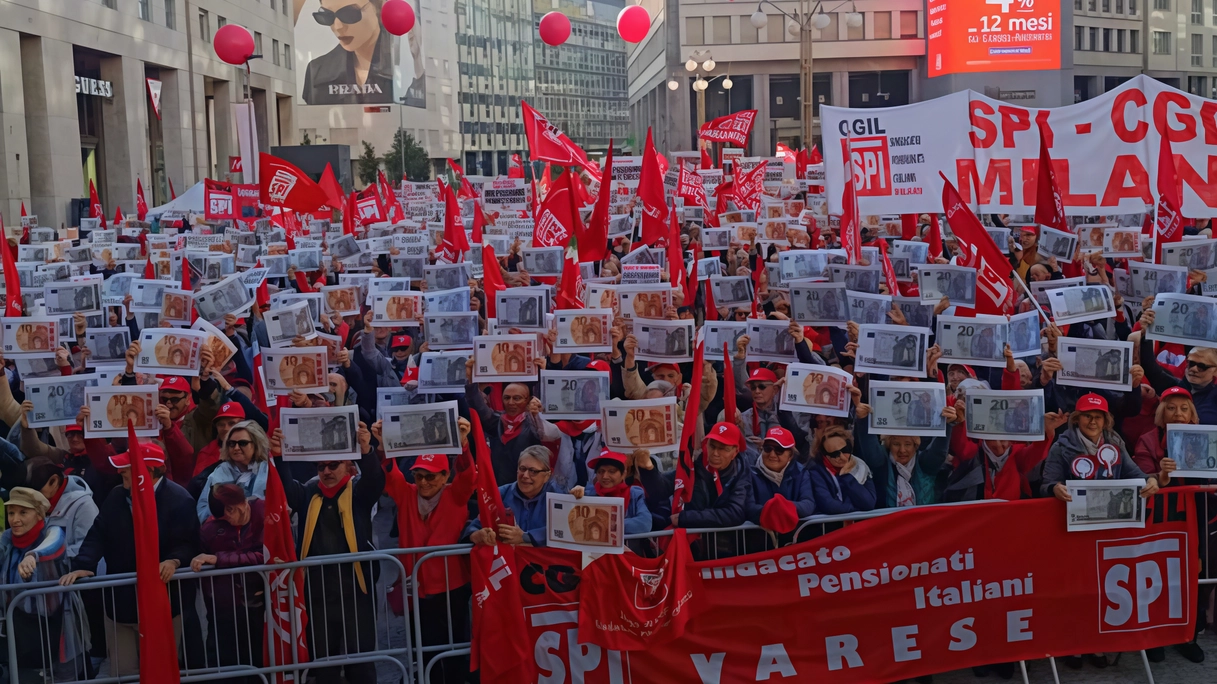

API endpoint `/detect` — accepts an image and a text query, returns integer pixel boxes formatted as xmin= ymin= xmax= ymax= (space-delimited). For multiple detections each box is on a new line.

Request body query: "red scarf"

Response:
xmin=556 ymin=420 xmax=596 ymax=437
xmin=706 ymin=466 xmax=724 ymax=496
xmin=500 ymin=412 xmax=528 ymax=444
xmin=593 ymin=481 xmax=632 ymax=508
xmin=317 ymin=474 xmax=353 ymax=499
xmin=11 ymin=520 xmax=45 ymax=549
xmin=47 ymin=484 xmax=66 ymax=514
xmin=821 ymin=456 xmax=840 ymax=476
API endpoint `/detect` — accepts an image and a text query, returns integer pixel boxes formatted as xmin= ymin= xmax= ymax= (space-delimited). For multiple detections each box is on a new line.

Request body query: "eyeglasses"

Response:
xmin=313 ymin=2 xmax=369 ymax=26
xmin=1188 ymin=360 xmax=1214 ymax=371
xmin=317 ymin=462 xmax=342 ymax=473
xmin=825 ymin=446 xmax=853 ymax=459
xmin=227 ymin=439 xmax=252 ymax=449
xmin=517 ymin=466 xmax=550 ymax=477
xmin=413 ymin=471 xmax=446 ymax=482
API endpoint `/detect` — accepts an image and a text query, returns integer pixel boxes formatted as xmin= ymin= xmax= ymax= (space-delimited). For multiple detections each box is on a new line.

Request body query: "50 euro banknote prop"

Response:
xmin=546 ymin=492 xmax=625 ymax=555
xmin=780 ymin=364 xmax=853 ymax=418
xmin=855 ymin=324 xmax=932 ymax=378
xmin=84 ymin=386 xmax=159 ymax=438
xmin=380 ymin=401 xmax=462 ymax=458
xmin=279 ymin=406 xmax=361 ymax=462
xmin=555 ymin=309 xmax=613 ymax=353
xmin=473 ymin=334 xmax=539 ymax=382
xmin=1145 ymin=293 xmax=1217 ymax=347
xmin=963 ymin=389 xmax=1046 ymax=441
xmin=1166 ymin=424 xmax=1217 ymax=478
xmin=262 ymin=347 xmax=329 ymax=395
xmin=937 ymin=315 xmax=1009 ymax=368
xmin=868 ymin=380 xmax=948 ymax=437
xmin=416 ymin=351 xmax=469 ymax=394
xmin=135 ymin=328 xmax=208 ymax=377
xmin=1 ymin=317 xmax=61 ymax=358
xmin=25 ymin=372 xmax=99 ymax=428
xmin=541 ymin=370 xmax=611 ymax=420
xmin=600 ymin=397 xmax=680 ymax=451
xmin=1056 ymin=338 xmax=1133 ymax=391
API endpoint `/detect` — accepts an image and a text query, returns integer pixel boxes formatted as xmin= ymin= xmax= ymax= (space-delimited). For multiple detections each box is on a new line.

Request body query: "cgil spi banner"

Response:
xmin=821 ymin=74 xmax=1217 ymax=217
xmin=481 ymin=494 xmax=1198 ymax=684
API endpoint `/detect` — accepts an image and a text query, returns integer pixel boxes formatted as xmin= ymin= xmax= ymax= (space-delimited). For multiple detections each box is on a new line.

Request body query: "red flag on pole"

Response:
xmin=378 ymin=170 xmax=405 ymax=223
xmin=878 ymin=238 xmax=901 ymax=297
xmin=483 ymin=244 xmax=506 ymax=319
xmin=342 ymin=191 xmax=357 ymax=236
xmin=1154 ymin=133 xmax=1183 ymax=263
xmin=114 ymin=206 xmax=124 ymax=226
xmin=127 ymin=421 xmax=182 ymax=683
xmin=136 ymin=179 xmax=149 ymax=221
xmin=143 ymin=256 xmax=157 ymax=281
xmin=318 ymin=163 xmax=345 ymax=211
xmin=671 ymin=335 xmax=705 ymax=515
xmin=263 ymin=461 xmax=310 ymax=678
xmin=436 ymin=184 xmax=470 ymax=263
xmin=580 ymin=144 xmax=612 ymax=264
xmin=698 ymin=110 xmax=757 ymax=147
xmin=667 ymin=202 xmax=686 ymax=297
xmin=638 ymin=128 xmax=668 ymax=247
xmin=704 ymin=271 xmax=718 ymax=320
xmin=900 ymin=214 xmax=918 ymax=240
xmin=677 ymin=163 xmax=708 ymax=214
xmin=520 ymin=100 xmax=595 ymax=168
xmin=470 ymin=411 xmax=512 ymax=528
xmin=940 ymin=173 xmax=1015 ymax=315
xmin=471 ymin=202 xmax=486 ymax=244
xmin=840 ymin=142 xmax=862 ymax=265
xmin=470 ymin=542 xmax=534 ymax=684
xmin=353 ymin=185 xmax=386 ymax=225
xmin=1 ymin=218 xmax=23 ymax=317
xmin=733 ymin=160 xmax=766 ymax=214
xmin=260 ymin=154 xmax=333 ymax=213
xmin=701 ymin=147 xmax=714 ymax=171
xmin=555 ymin=247 xmax=584 ymax=310
xmin=89 ymin=179 xmax=106 ymax=228
xmin=168 ymin=178 xmax=177 ymax=200
xmin=533 ymin=171 xmax=582 ymax=249
xmin=927 ymin=214 xmax=944 ymax=260
xmin=722 ymin=343 xmax=737 ymax=424
xmin=1033 ymin=124 xmax=1069 ymax=235
xmin=19 ymin=203 xmax=26 ymax=218
xmin=508 ymin=153 xmax=525 ymax=179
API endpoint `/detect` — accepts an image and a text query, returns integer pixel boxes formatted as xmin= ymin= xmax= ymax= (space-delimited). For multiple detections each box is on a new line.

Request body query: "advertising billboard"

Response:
xmin=294 ymin=0 xmax=426 ymax=107
xmin=927 ymin=0 xmax=1060 ymax=78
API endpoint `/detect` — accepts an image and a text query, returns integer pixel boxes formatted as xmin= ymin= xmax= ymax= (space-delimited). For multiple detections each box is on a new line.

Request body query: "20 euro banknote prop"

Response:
xmin=918 ymin=265 xmax=978 ymax=308
xmin=634 ymin=319 xmax=695 ymax=363
xmin=262 ymin=347 xmax=329 ymax=395
xmin=416 ymin=351 xmax=469 ymax=394
xmin=193 ymin=274 xmax=253 ymax=324
xmin=1145 ymin=293 xmax=1217 ymax=347
xmin=85 ymin=328 xmax=131 ymax=363
xmin=496 ymin=287 xmax=549 ymax=329
xmin=600 ymin=397 xmax=679 ymax=451
xmin=1160 ymin=239 xmax=1217 ymax=271
xmin=425 ymin=312 xmax=479 ymax=350
xmin=380 ymin=401 xmax=462 ymax=458
xmin=425 ymin=286 xmax=471 ymax=314
xmin=555 ymin=309 xmax=613 ymax=353
xmin=780 ymin=364 xmax=853 ymax=418
xmin=85 ymin=386 xmax=159 ymax=438
xmin=868 ymin=380 xmax=948 ymax=437
xmin=473 ymin=334 xmax=539 ymax=382
xmin=937 ymin=314 xmax=1009 ymax=368
xmin=1166 ymin=424 xmax=1217 ymax=478
xmin=964 ymin=389 xmax=1046 ymax=441
xmin=830 ymin=264 xmax=882 ymax=294
xmin=1 ymin=317 xmax=60 ymax=358
xmin=790 ymin=283 xmax=849 ymax=328
xmin=710 ymin=275 xmax=754 ymax=307
xmin=855 ymin=324 xmax=931 ymax=377
xmin=1056 ymin=338 xmax=1133 ymax=392
xmin=1065 ymin=480 xmax=1145 ymax=532
xmin=279 ymin=406 xmax=360 ymax=462
xmin=704 ymin=321 xmax=748 ymax=361
xmin=779 ymin=250 xmax=830 ymax=282
xmin=546 ymin=492 xmax=625 ymax=554
xmin=746 ymin=317 xmax=797 ymax=363
xmin=25 ymin=372 xmax=99 ymax=428
xmin=1007 ymin=311 xmax=1043 ymax=358
xmin=43 ymin=281 xmax=101 ymax=316
xmin=541 ymin=370 xmax=611 ymax=420
xmin=1047 ymin=285 xmax=1116 ymax=326
xmin=135 ymin=328 xmax=208 ymax=377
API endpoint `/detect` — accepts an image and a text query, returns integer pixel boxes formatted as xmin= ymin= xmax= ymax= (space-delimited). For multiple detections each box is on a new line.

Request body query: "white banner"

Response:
xmin=821 ymin=75 xmax=1217 ymax=217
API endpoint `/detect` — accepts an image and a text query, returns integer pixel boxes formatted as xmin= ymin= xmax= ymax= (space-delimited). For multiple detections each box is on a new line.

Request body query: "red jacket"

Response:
xmin=953 ymin=439 xmax=1051 ymax=501
xmin=1133 ymin=428 xmax=1167 ymax=477
xmin=385 ymin=449 xmax=476 ymax=597
xmin=193 ymin=440 xmax=221 ymax=477
xmin=161 ymin=421 xmax=197 ymax=485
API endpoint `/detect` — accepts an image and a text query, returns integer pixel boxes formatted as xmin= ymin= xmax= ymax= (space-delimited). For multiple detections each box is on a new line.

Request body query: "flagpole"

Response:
xmin=1010 ymin=266 xmax=1053 ymax=327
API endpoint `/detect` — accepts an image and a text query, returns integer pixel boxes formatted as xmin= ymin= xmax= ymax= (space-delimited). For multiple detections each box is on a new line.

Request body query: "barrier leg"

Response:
xmin=1139 ymin=650 xmax=1156 ymax=684
xmin=1018 ymin=660 xmax=1029 ymax=684
xmin=1047 ymin=657 xmax=1061 ymax=684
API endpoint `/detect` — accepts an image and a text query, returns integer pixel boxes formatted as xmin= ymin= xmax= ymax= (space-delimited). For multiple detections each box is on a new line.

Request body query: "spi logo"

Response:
xmin=1097 ymin=532 xmax=1189 ymax=633
xmin=841 ymin=136 xmax=891 ymax=197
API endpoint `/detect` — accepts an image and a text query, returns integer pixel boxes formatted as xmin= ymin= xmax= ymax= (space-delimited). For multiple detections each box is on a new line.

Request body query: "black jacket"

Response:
xmin=73 ymin=478 xmax=201 ymax=622
xmin=300 ymin=31 xmax=395 ymax=106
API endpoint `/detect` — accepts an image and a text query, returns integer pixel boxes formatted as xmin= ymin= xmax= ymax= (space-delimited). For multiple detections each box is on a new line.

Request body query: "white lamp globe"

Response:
xmin=685 ymin=59 xmax=697 ymax=72
xmin=750 ymin=11 xmax=768 ymax=28
xmin=722 ymin=77 xmax=733 ymax=89
xmin=667 ymin=80 xmax=680 ymax=90
xmin=813 ymin=13 xmax=831 ymax=29
xmin=845 ymin=12 xmax=862 ymax=27
xmin=702 ymin=59 xmax=716 ymax=71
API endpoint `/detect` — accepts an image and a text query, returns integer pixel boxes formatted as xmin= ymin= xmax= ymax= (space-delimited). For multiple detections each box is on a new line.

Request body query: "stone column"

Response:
xmin=0 ymin=28 xmax=31 ymax=223
xmin=21 ymin=35 xmax=80 ymax=229
xmin=100 ymin=55 xmax=151 ymax=215
xmin=753 ymin=74 xmax=771 ymax=156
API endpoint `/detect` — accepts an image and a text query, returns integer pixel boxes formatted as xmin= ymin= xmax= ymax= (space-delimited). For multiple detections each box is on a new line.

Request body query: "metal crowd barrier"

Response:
xmin=0 ymin=493 xmax=1213 ymax=684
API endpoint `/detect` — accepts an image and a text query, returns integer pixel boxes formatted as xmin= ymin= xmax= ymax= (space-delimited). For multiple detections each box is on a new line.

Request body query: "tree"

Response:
xmin=382 ymin=130 xmax=431 ymax=182
xmin=357 ymin=141 xmax=380 ymax=187
xmin=301 ymin=132 xmax=312 ymax=145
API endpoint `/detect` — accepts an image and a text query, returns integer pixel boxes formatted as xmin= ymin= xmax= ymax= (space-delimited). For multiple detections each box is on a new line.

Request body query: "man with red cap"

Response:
xmin=1040 ymin=393 xmax=1163 ymax=500
xmin=358 ymin=312 xmax=414 ymax=386
xmin=746 ymin=427 xmax=815 ymax=533
xmin=730 ymin=366 xmax=811 ymax=457
xmin=570 ymin=448 xmax=652 ymax=534
xmin=157 ymin=376 xmax=206 ymax=485
xmin=61 ymin=442 xmax=201 ymax=676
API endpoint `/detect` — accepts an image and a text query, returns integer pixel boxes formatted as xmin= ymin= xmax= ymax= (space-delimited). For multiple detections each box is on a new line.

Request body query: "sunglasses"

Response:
xmin=1188 ymin=360 xmax=1214 ymax=371
xmin=317 ymin=461 xmax=342 ymax=473
xmin=160 ymin=394 xmax=187 ymax=406
xmin=750 ymin=383 xmax=773 ymax=391
xmin=762 ymin=443 xmax=788 ymax=454
xmin=313 ymin=2 xmax=370 ymax=26
xmin=227 ymin=439 xmax=253 ymax=449
xmin=825 ymin=446 xmax=853 ymax=459
xmin=412 ymin=470 xmax=446 ymax=482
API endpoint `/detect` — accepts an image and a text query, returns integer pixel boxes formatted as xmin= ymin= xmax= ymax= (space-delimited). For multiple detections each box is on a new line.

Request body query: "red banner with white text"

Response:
xmin=491 ymin=495 xmax=1197 ymax=684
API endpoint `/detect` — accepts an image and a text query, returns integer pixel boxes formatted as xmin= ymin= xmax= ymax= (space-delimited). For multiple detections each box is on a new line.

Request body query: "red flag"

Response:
xmin=378 ymin=170 xmax=405 ymax=223
xmin=263 ymin=462 xmax=310 ymax=678
xmin=508 ymin=153 xmax=525 ymax=179
xmin=471 ymin=202 xmax=486 ymax=244
xmin=927 ymin=214 xmax=944 ymax=260
xmin=704 ymin=271 xmax=718 ymax=320
xmin=900 ymin=214 xmax=918 ymax=240
xmin=181 ymin=252 xmax=193 ymax=292
xmin=483 ymin=245 xmax=506 ymax=319
xmin=655 ymin=151 xmax=670 ymax=177
xmin=733 ymin=161 xmax=766 ymax=214
xmin=795 ymin=147 xmax=809 ymax=179
xmin=701 ymin=147 xmax=713 ymax=170
xmin=940 ymin=173 xmax=1015 ymax=315
xmin=840 ymin=142 xmax=862 ymax=265
xmin=136 ymin=179 xmax=149 ymax=221
xmin=169 ymin=178 xmax=177 ymax=200
xmin=539 ymin=164 xmax=553 ymax=199
xmin=470 ymin=542 xmax=534 ymax=684
xmin=809 ymin=146 xmax=822 ymax=164
xmin=533 ymin=170 xmax=582 ymax=249
xmin=436 ymin=184 xmax=470 ymax=262
xmin=260 ymin=154 xmax=332 ymax=212
xmin=470 ymin=411 xmax=512 ymax=528
xmin=698 ymin=110 xmax=757 ymax=147
xmin=722 ymin=343 xmax=736 ymax=423
xmin=1033 ymin=124 xmax=1069 ymax=235
xmin=342 ymin=190 xmax=357 ymax=236
xmin=580 ymin=144 xmax=613 ymax=264
xmin=459 ymin=175 xmax=479 ymax=201
xmin=667 ymin=204 xmax=686 ymax=298
xmin=520 ymin=100 xmax=594 ymax=168
xmin=113 ymin=206 xmax=124 ymax=226
xmin=1154 ymin=133 xmax=1183 ymax=262
xmin=878 ymin=238 xmax=901 ymax=296
xmin=318 ymin=163 xmax=345 ymax=211
xmin=448 ymin=158 xmax=465 ymax=177
xmin=19 ymin=203 xmax=26 ymax=218
xmin=1 ymin=219 xmax=22 ymax=317
xmin=707 ymin=180 xmax=733 ymax=230
xmin=127 ymin=421 xmax=182 ymax=683
xmin=294 ymin=271 xmax=314 ymax=294
xmin=569 ymin=170 xmax=593 ymax=207
xmin=671 ymin=335 xmax=705 ymax=515
xmin=775 ymin=142 xmax=796 ymax=164
xmin=353 ymin=185 xmax=386 ymax=225
xmin=529 ymin=177 xmax=540 ymax=218
xmin=89 ymin=179 xmax=107 ymax=228
xmin=555 ymin=247 xmax=584 ymax=310
xmin=638 ymin=129 xmax=668 ymax=247
xmin=677 ymin=163 xmax=708 ymax=213
xmin=256 ymin=276 xmax=271 ymax=309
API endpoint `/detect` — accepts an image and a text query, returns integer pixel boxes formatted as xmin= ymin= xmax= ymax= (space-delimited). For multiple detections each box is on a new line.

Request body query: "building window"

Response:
xmin=270 ymin=0 xmax=276 ymax=10
xmin=1103 ymin=28 xmax=1113 ymax=49
xmin=1154 ymin=0 xmax=1170 ymax=9
xmin=272 ymin=39 xmax=280 ymax=66
xmin=217 ymin=16 xmax=226 ymax=29
xmin=254 ymin=31 xmax=263 ymax=56
xmin=1090 ymin=27 xmax=1099 ymax=49
xmin=846 ymin=14 xmax=863 ymax=39
xmin=1117 ymin=28 xmax=1126 ymax=51
xmin=199 ymin=8 xmax=210 ymax=42
xmin=165 ymin=0 xmax=175 ymax=29
xmin=1213 ymin=35 xmax=1217 ymax=63
xmin=712 ymin=16 xmax=730 ymax=43
xmin=685 ymin=17 xmax=704 ymax=44
xmin=1102 ymin=0 xmax=1110 ymax=10
xmin=102 ymin=0 xmax=116 ymax=8
xmin=285 ymin=43 xmax=293 ymax=70
xmin=1117 ymin=0 xmax=1124 ymax=11
xmin=283 ymin=0 xmax=288 ymax=15
xmin=1131 ymin=29 xmax=1140 ymax=51
xmin=766 ymin=17 xmax=785 ymax=42
xmin=1130 ymin=0 xmax=1138 ymax=12
xmin=1075 ymin=0 xmax=1083 ymax=8
xmin=818 ymin=13 xmax=839 ymax=40
xmin=874 ymin=12 xmax=891 ymax=39
xmin=1193 ymin=0 xmax=1203 ymax=22
xmin=1153 ymin=30 xmax=1171 ymax=53
xmin=1088 ymin=0 xmax=1097 ymax=9
xmin=740 ymin=15 xmax=758 ymax=42
xmin=1076 ymin=25 xmax=1085 ymax=49
xmin=138 ymin=0 xmax=150 ymax=20
xmin=899 ymin=11 xmax=918 ymax=37
xmin=1192 ymin=32 xmax=1203 ymax=63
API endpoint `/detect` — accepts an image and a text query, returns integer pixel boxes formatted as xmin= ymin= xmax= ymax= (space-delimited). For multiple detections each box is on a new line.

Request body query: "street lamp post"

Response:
xmin=668 ymin=52 xmax=733 ymax=146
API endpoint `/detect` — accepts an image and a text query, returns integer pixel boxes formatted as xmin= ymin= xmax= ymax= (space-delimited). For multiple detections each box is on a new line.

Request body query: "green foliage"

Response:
xmin=357 ymin=141 xmax=380 ymax=187
xmin=382 ymin=130 xmax=431 ymax=182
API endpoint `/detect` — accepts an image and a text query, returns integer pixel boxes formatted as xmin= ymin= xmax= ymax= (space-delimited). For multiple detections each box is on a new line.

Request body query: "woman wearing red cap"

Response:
xmin=1133 ymin=385 xmax=1195 ymax=479
xmin=746 ymin=427 xmax=815 ymax=534
xmin=1040 ymin=393 xmax=1164 ymax=501
xmin=570 ymin=448 xmax=652 ymax=534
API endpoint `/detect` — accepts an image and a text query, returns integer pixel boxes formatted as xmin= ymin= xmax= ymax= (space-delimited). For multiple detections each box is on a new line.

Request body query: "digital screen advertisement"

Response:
xmin=927 ymin=0 xmax=1061 ymax=77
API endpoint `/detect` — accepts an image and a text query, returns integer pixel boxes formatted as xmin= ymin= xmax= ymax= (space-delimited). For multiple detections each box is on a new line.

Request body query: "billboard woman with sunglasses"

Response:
xmin=299 ymin=0 xmax=421 ymax=106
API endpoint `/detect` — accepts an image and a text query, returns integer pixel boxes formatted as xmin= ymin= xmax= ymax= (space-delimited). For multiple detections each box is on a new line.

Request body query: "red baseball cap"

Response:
xmin=759 ymin=494 xmax=799 ymax=534
xmin=748 ymin=368 xmax=778 ymax=384
xmin=705 ymin=422 xmax=745 ymax=451
xmin=649 ymin=363 xmax=681 ymax=376
xmin=65 ymin=424 xmax=83 ymax=434
xmin=586 ymin=359 xmax=611 ymax=373
xmin=410 ymin=454 xmax=448 ymax=474
xmin=1076 ymin=393 xmax=1109 ymax=413
xmin=1160 ymin=386 xmax=1193 ymax=401
xmin=391 ymin=335 xmax=412 ymax=349
xmin=588 ymin=448 xmax=628 ymax=471
xmin=214 ymin=401 xmax=245 ymax=421
xmin=159 ymin=376 xmax=190 ymax=394
xmin=763 ymin=427 xmax=796 ymax=450
xmin=109 ymin=443 xmax=167 ymax=469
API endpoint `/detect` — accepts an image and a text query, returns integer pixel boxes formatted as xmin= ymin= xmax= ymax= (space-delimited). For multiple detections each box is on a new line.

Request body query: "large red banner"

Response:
xmin=494 ymin=495 xmax=1197 ymax=684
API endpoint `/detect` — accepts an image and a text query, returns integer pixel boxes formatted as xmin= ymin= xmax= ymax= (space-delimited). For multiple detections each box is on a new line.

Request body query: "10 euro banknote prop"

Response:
xmin=964 ymin=389 xmax=1046 ymax=442
xmin=1145 ymin=293 xmax=1217 ymax=347
xmin=546 ymin=492 xmax=625 ymax=555
xmin=85 ymin=386 xmax=159 ymax=438
xmin=372 ymin=292 xmax=424 ymax=327
xmin=869 ymin=381 xmax=948 ymax=437
xmin=1 ymin=317 xmax=60 ymax=358
xmin=25 ymin=373 xmax=99 ymax=428
xmin=601 ymin=397 xmax=679 ymax=452
xmin=780 ymin=364 xmax=853 ymax=418
xmin=541 ymin=370 xmax=611 ymax=420
xmin=473 ymin=334 xmax=539 ymax=382
xmin=135 ymin=328 xmax=208 ymax=377
xmin=191 ymin=318 xmax=238 ymax=371
xmin=380 ymin=401 xmax=462 ymax=458
xmin=262 ymin=347 xmax=329 ymax=395
xmin=280 ymin=406 xmax=360 ymax=462
xmin=555 ymin=309 xmax=613 ymax=353
xmin=1166 ymin=425 xmax=1217 ymax=478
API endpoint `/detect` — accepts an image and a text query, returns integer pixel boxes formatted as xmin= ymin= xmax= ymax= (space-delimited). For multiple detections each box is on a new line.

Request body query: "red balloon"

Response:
xmin=382 ymin=0 xmax=416 ymax=36
xmin=214 ymin=24 xmax=255 ymax=65
xmin=617 ymin=5 xmax=650 ymax=43
xmin=539 ymin=12 xmax=571 ymax=47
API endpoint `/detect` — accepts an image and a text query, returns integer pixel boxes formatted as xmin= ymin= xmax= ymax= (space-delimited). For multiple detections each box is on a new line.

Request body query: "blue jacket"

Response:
xmin=620 ymin=485 xmax=652 ymax=535
xmin=502 ymin=480 xmax=564 ymax=546
xmin=746 ymin=461 xmax=816 ymax=524
xmin=644 ymin=457 xmax=753 ymax=530
xmin=807 ymin=461 xmax=877 ymax=514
